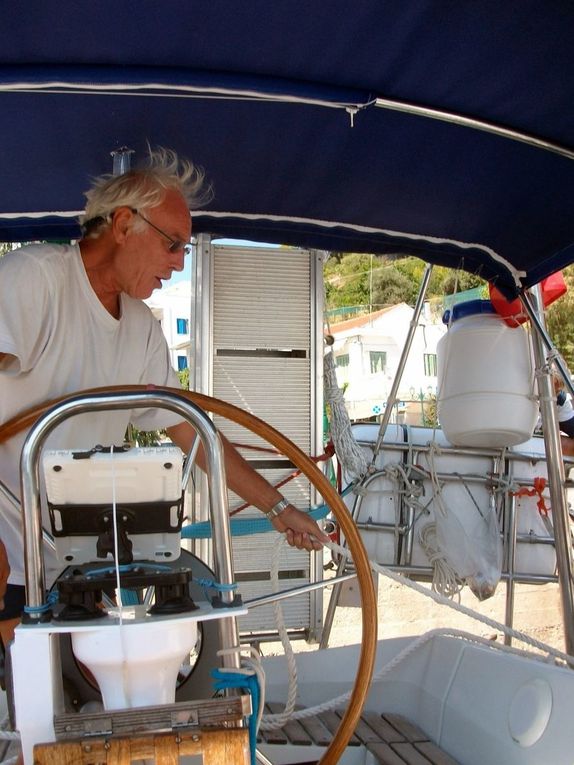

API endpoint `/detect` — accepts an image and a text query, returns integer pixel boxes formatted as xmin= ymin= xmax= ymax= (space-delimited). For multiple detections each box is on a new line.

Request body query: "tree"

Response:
xmin=324 ymin=253 xmax=489 ymax=313
xmin=372 ymin=266 xmax=418 ymax=306
xmin=322 ymin=254 xmax=571 ymax=383
xmin=546 ymin=265 xmax=574 ymax=371
xmin=125 ymin=369 xmax=190 ymax=446
xmin=441 ymin=270 xmax=485 ymax=295
xmin=324 ymin=253 xmax=372 ymax=308
xmin=0 ymin=243 xmax=14 ymax=258
xmin=178 ymin=367 xmax=190 ymax=390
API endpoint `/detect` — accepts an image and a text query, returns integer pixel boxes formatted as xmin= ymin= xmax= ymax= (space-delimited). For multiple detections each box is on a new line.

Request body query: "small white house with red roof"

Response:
xmin=329 ymin=303 xmax=446 ymax=421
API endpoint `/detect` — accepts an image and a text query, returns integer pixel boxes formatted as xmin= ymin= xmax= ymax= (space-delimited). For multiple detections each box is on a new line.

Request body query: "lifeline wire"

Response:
xmin=328 ymin=536 xmax=574 ymax=665
xmin=259 ymin=534 xmax=574 ymax=730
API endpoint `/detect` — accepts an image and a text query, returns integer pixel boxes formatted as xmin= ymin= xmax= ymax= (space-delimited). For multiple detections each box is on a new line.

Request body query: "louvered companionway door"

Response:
xmin=190 ymin=237 xmax=325 ymax=642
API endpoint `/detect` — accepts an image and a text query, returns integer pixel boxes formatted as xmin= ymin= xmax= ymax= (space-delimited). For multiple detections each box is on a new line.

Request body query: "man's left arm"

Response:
xmin=167 ymin=421 xmax=328 ymax=551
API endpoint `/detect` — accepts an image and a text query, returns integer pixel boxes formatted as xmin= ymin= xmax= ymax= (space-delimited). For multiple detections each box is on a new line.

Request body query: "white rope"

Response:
xmin=417 ymin=522 xmax=463 ymax=599
xmin=217 ymin=645 xmax=266 ymax=730
xmin=324 ymin=349 xmax=368 ymax=480
xmin=413 ymin=440 xmax=468 ymax=596
xmin=425 ymin=441 xmax=448 ymax=518
xmin=276 ymin=624 xmax=566 ymax=723
xmin=327 ymin=538 xmax=574 ymax=667
xmin=260 ymin=537 xmax=299 ymax=730
xmin=382 ymin=462 xmax=428 ymax=517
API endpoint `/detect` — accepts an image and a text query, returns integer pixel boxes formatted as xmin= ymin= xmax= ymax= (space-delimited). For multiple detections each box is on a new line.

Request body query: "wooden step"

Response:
xmin=34 ymin=728 xmax=250 ymax=765
xmin=259 ymin=706 xmax=461 ymax=765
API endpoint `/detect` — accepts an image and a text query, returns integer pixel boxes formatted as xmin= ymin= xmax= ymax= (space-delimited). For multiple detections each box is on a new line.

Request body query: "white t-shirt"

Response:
xmin=0 ymin=243 xmax=183 ymax=585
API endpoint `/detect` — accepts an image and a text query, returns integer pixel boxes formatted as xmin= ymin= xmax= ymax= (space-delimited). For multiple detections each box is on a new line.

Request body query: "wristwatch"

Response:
xmin=267 ymin=497 xmax=290 ymax=518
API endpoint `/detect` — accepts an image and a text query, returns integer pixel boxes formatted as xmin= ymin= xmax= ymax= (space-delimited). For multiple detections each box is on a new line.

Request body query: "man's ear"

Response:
xmin=110 ymin=207 xmax=135 ymax=245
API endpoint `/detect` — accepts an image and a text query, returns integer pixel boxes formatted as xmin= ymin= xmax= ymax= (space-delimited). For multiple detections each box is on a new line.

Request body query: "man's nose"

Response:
xmin=170 ymin=250 xmax=185 ymax=272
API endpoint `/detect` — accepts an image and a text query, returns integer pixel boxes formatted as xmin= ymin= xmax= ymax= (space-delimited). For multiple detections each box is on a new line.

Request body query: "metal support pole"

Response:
xmin=0 ymin=478 xmax=56 ymax=553
xmin=110 ymin=147 xmax=134 ymax=176
xmin=521 ymin=288 xmax=574 ymax=654
xmin=373 ymin=263 xmax=433 ymax=458
xmin=310 ymin=250 xmax=327 ymax=642
xmin=326 ymin=256 xmax=432 ymax=645
xmin=520 ymin=290 xmax=574 ymax=400
xmin=189 ymin=233 xmax=213 ymax=566
xmin=319 ymin=552 xmax=351 ymax=649
xmin=503 ymin=492 xmax=517 ymax=647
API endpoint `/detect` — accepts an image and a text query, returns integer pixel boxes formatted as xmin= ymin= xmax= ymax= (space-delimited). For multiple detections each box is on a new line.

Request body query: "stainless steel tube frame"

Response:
xmin=519 ymin=290 xmax=574 ymax=401
xmin=523 ymin=287 xmax=574 ymax=654
xmin=19 ymin=389 xmax=239 ymax=657
xmin=372 ymin=263 xmax=433 ymax=459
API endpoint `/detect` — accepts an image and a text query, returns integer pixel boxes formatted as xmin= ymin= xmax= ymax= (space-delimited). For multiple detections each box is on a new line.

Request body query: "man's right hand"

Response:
xmin=0 ymin=541 xmax=10 ymax=611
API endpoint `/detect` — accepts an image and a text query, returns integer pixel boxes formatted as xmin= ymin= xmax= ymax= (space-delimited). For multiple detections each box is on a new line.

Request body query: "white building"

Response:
xmin=330 ymin=303 xmax=446 ymax=421
xmin=145 ymin=281 xmax=192 ymax=373
xmin=145 ymin=280 xmax=447 ymax=424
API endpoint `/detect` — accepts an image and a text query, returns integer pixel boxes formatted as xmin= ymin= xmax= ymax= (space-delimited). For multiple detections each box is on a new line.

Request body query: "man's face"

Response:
xmin=121 ymin=189 xmax=192 ymax=299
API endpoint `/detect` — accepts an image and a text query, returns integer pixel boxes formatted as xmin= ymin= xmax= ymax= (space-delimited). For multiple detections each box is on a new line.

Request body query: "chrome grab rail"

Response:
xmin=19 ymin=389 xmax=240 ymax=667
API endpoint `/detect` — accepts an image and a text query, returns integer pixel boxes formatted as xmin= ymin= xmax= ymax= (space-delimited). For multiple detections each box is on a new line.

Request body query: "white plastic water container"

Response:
xmin=437 ymin=300 xmax=537 ymax=448
xmin=345 ymin=424 xmax=559 ymax=583
xmin=344 ymin=424 xmax=494 ymax=571
xmin=343 ymin=423 xmax=405 ymax=565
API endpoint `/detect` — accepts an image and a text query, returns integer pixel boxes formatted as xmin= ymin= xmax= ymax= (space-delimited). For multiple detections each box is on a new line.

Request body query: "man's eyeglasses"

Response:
xmin=132 ymin=209 xmax=192 ymax=256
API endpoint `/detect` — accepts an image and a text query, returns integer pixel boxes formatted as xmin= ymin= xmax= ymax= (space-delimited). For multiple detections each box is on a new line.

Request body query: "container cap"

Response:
xmin=442 ymin=299 xmax=496 ymax=325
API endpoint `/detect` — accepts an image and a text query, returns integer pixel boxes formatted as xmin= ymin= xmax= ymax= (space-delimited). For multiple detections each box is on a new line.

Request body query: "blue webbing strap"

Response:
xmin=28 ymin=488 xmax=351 ymax=613
xmin=181 ymin=486 xmax=352 ymax=541
xmin=211 ymin=667 xmax=260 ymax=765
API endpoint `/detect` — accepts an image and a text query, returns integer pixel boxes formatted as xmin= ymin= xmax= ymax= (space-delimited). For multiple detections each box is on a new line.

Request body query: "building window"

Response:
xmin=176 ymin=318 xmax=189 ymax=335
xmin=369 ymin=351 xmax=387 ymax=374
xmin=335 ymin=354 xmax=350 ymax=368
xmin=424 ymin=353 xmax=437 ymax=376
xmin=177 ymin=355 xmax=188 ymax=371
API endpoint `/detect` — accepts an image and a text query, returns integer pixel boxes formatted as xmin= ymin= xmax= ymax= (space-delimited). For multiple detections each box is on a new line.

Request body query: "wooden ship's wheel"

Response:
xmin=0 ymin=386 xmax=377 ymax=765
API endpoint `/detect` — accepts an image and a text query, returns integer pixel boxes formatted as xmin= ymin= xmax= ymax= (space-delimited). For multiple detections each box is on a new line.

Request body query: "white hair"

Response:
xmin=80 ymin=146 xmax=212 ymax=237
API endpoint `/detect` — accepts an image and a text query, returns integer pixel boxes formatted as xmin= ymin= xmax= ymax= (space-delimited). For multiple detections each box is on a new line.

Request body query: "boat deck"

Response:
xmin=260 ymin=704 xmax=460 ymax=765
xmin=3 ymin=702 xmax=463 ymax=764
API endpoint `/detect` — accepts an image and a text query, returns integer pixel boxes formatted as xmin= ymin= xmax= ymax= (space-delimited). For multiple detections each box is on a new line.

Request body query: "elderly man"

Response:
xmin=0 ymin=147 xmax=327 ymax=646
